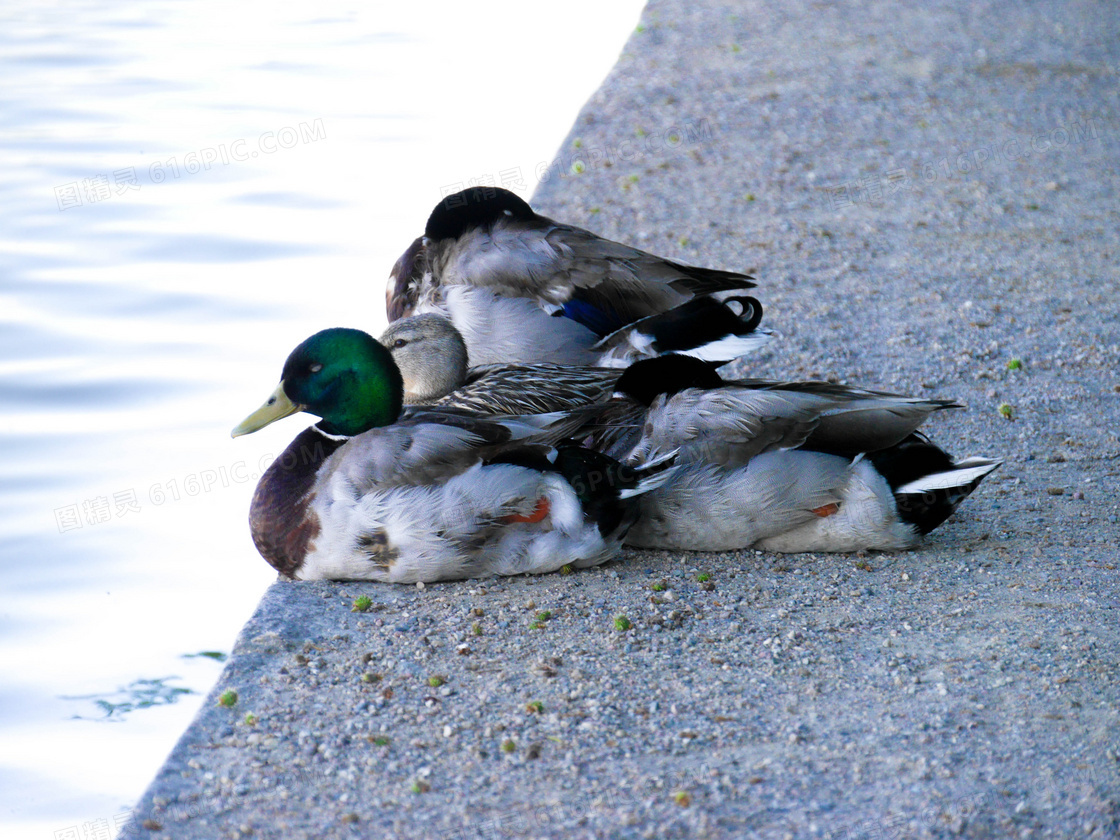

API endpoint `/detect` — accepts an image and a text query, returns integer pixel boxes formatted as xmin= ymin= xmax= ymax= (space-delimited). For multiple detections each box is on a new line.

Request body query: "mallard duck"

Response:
xmin=381 ymin=344 xmax=1000 ymax=552
xmin=383 ymin=292 xmax=769 ymax=374
xmin=603 ymin=356 xmax=1001 ymax=551
xmin=385 ymin=187 xmax=763 ymax=367
xmin=230 ymin=328 xmax=676 ymax=582
xmin=378 ymin=313 xmax=621 ymax=410
xmin=378 ymin=293 xmax=769 ymax=410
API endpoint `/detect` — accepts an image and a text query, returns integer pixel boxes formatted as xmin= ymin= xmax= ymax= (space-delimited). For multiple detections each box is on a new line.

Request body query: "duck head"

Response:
xmin=233 ymin=328 xmax=404 ymax=438
xmin=379 ymin=314 xmax=469 ymax=404
xmin=613 ymin=354 xmax=725 ymax=406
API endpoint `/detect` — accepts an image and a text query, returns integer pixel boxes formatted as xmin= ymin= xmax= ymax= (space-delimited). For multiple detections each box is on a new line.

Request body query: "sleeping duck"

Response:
xmin=385 ymin=187 xmax=763 ymax=367
xmin=379 ymin=313 xmax=621 ymax=411
xmin=378 ymin=294 xmax=769 ymax=410
xmin=381 ymin=343 xmax=1000 ymax=553
xmin=605 ymin=356 xmax=1000 ymax=552
xmin=230 ymin=328 xmax=675 ymax=582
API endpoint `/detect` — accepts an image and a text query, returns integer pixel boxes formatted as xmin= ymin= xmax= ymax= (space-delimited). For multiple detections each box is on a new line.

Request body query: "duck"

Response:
xmin=606 ymin=356 xmax=1001 ymax=551
xmin=378 ymin=292 xmax=769 ymax=410
xmin=385 ymin=187 xmax=763 ymax=367
xmin=230 ymin=328 xmax=676 ymax=583
xmin=378 ymin=313 xmax=623 ymax=411
xmin=381 ymin=343 xmax=1001 ymax=553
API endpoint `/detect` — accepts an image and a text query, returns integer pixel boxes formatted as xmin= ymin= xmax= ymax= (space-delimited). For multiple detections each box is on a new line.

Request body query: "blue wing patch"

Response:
xmin=558 ymin=298 xmax=627 ymax=337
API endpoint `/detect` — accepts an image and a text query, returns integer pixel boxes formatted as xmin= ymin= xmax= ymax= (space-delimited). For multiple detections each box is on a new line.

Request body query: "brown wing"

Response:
xmin=433 ymin=364 xmax=620 ymax=414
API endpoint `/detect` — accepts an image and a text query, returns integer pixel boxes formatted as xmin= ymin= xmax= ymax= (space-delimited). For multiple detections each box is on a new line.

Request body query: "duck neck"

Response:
xmin=249 ymin=426 xmax=347 ymax=578
xmin=407 ymin=341 xmax=468 ymax=403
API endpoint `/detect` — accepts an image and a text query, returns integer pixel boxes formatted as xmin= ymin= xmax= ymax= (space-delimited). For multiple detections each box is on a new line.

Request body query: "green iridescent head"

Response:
xmin=232 ymin=328 xmax=404 ymax=438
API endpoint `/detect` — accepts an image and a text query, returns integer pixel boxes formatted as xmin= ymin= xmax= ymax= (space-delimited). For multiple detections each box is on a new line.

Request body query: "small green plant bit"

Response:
xmin=182 ymin=650 xmax=227 ymax=662
xmin=530 ymin=610 xmax=552 ymax=629
xmin=559 ymin=564 xmax=574 ymax=575
xmin=500 ymin=739 xmax=516 ymax=753
xmin=673 ymin=790 xmax=692 ymax=807
xmin=526 ymin=700 xmax=544 ymax=714
xmin=696 ymin=572 xmax=711 ymax=582
xmin=998 ymin=403 xmax=1014 ymax=420
xmin=244 ymin=712 xmax=258 ymax=725
xmin=351 ymin=595 xmax=373 ymax=612
xmin=614 ymin=615 xmax=632 ymax=632
xmin=427 ymin=675 xmax=445 ymax=688
xmin=218 ymin=690 xmax=238 ymax=708
xmin=370 ymin=735 xmax=390 ymax=747
xmin=410 ymin=780 xmax=430 ymax=794
xmin=1007 ymin=358 xmax=1023 ymax=371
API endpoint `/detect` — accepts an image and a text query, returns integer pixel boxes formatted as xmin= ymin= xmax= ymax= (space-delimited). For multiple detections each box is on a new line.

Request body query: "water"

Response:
xmin=0 ymin=2 xmax=643 ymax=836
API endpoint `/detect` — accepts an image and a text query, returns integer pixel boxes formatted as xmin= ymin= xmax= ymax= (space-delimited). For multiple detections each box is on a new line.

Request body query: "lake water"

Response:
xmin=0 ymin=3 xmax=643 ymax=836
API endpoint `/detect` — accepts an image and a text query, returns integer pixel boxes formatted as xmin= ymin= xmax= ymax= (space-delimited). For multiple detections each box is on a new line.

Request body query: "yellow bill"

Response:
xmin=231 ymin=382 xmax=305 ymax=438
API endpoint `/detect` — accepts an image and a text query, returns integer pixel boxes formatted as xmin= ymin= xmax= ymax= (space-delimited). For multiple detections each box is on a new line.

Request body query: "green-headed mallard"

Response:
xmin=231 ymin=328 xmax=675 ymax=582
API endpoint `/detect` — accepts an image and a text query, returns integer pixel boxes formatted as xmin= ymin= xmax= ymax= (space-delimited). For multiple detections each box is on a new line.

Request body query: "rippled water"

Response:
xmin=0 ymin=3 xmax=642 ymax=835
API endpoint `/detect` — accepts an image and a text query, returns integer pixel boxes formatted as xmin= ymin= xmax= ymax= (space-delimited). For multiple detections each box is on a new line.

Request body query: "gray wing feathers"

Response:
xmin=628 ymin=385 xmax=959 ymax=466
xmin=322 ymin=410 xmax=582 ymax=496
xmin=432 ymin=218 xmax=751 ymax=319
xmin=628 ymin=390 xmax=832 ymax=467
xmin=323 ymin=423 xmax=495 ymax=494
xmin=810 ymin=402 xmax=955 ymax=455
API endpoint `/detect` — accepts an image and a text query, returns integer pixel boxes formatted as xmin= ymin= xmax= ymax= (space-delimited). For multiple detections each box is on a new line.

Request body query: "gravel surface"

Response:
xmin=126 ymin=0 xmax=1120 ymax=837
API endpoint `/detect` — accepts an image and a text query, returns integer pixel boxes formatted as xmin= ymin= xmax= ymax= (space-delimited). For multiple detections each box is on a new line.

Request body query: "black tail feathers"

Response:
xmin=868 ymin=433 xmax=1001 ymax=535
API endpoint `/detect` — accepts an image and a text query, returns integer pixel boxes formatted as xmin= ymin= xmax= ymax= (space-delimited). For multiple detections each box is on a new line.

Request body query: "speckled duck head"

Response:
xmin=379 ymin=314 xmax=469 ymax=404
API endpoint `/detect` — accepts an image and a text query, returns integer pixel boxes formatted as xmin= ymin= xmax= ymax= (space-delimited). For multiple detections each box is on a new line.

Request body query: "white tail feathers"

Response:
xmin=676 ymin=330 xmax=773 ymax=363
xmin=619 ymin=449 xmax=680 ymax=498
xmin=895 ymin=458 xmax=1001 ymax=495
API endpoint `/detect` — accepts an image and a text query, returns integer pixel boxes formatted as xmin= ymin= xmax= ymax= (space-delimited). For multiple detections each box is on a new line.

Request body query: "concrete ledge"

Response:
xmin=127 ymin=0 xmax=1120 ymax=837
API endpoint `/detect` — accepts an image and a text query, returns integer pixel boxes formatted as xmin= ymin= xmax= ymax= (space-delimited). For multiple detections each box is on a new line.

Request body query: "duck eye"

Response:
xmin=309 ymin=363 xmax=323 ymax=373
xmin=393 ymin=339 xmax=408 ymax=349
